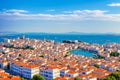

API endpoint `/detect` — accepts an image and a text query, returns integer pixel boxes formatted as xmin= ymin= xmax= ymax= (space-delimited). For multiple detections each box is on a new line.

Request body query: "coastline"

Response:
xmin=1 ymin=33 xmax=120 ymax=44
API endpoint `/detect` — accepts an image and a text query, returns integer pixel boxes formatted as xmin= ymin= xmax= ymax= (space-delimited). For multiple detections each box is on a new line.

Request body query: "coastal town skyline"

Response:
xmin=1 ymin=0 xmax=120 ymax=80
xmin=1 ymin=0 xmax=120 ymax=33
xmin=0 ymin=35 xmax=120 ymax=80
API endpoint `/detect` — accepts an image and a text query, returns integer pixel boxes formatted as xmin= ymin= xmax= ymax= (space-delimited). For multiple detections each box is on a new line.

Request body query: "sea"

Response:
xmin=1 ymin=32 xmax=120 ymax=57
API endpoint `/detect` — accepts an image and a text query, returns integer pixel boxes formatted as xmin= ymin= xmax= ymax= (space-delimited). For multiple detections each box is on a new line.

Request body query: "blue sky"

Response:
xmin=0 ymin=0 xmax=120 ymax=33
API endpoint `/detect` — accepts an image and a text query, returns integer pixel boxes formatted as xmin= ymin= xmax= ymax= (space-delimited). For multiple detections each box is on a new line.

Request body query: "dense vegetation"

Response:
xmin=54 ymin=58 xmax=57 ymax=61
xmin=94 ymin=64 xmax=99 ymax=68
xmin=110 ymin=52 xmax=120 ymax=57
xmin=4 ymin=45 xmax=14 ymax=48
xmin=93 ymin=55 xmax=104 ymax=59
xmin=102 ymin=72 xmax=120 ymax=80
xmin=74 ymin=78 xmax=80 ymax=80
xmin=4 ymin=44 xmax=34 ymax=50
xmin=39 ymin=54 xmax=44 ymax=58
xmin=31 ymin=74 xmax=45 ymax=80
xmin=21 ymin=77 xmax=26 ymax=80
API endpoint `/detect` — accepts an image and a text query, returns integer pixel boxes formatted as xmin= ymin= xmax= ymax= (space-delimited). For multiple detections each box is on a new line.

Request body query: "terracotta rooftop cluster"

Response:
xmin=0 ymin=38 xmax=120 ymax=80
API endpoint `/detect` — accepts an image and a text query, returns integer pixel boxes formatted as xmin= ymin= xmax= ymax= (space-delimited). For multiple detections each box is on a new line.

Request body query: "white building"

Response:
xmin=0 ymin=60 xmax=8 ymax=69
xmin=40 ymin=66 xmax=60 ymax=80
xmin=4 ymin=39 xmax=11 ymax=43
xmin=60 ymin=69 xmax=69 ymax=76
xmin=22 ymin=66 xmax=39 ymax=78
xmin=0 ymin=47 xmax=5 ymax=52
xmin=10 ymin=62 xmax=39 ymax=79
xmin=65 ymin=70 xmax=79 ymax=78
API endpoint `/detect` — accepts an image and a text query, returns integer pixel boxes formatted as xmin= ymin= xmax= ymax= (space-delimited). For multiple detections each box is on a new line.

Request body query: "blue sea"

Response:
xmin=1 ymin=33 xmax=120 ymax=44
xmin=1 ymin=33 xmax=120 ymax=57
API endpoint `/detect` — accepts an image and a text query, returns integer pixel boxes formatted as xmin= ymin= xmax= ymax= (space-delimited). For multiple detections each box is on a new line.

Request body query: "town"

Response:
xmin=0 ymin=35 xmax=120 ymax=80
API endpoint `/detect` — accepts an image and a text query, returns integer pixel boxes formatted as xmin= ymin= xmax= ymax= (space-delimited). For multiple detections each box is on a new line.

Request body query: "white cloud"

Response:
xmin=5 ymin=9 xmax=28 ymax=13
xmin=1 ymin=9 xmax=120 ymax=21
xmin=0 ymin=9 xmax=28 ymax=16
xmin=46 ymin=9 xmax=55 ymax=12
xmin=107 ymin=3 xmax=120 ymax=7
xmin=73 ymin=10 xmax=107 ymax=16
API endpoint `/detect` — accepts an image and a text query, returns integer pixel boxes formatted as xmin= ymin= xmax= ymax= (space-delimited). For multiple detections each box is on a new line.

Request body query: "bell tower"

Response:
xmin=21 ymin=33 xmax=25 ymax=39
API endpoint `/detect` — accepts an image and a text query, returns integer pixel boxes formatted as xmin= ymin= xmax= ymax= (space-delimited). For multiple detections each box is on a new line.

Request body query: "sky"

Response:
xmin=0 ymin=0 xmax=120 ymax=33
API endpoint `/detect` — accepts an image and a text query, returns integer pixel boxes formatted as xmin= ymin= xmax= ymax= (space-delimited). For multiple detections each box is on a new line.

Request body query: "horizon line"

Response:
xmin=1 ymin=31 xmax=120 ymax=34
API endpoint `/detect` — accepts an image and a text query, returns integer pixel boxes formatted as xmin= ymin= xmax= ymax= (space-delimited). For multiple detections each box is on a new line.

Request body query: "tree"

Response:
xmin=94 ymin=64 xmax=99 ymax=68
xmin=19 ymin=54 xmax=22 ymax=57
xmin=93 ymin=55 xmax=104 ymax=59
xmin=111 ymin=76 xmax=116 ymax=80
xmin=64 ymin=54 xmax=69 ymax=58
xmin=39 ymin=54 xmax=44 ymax=58
xmin=105 ymin=76 xmax=112 ymax=80
xmin=17 ymin=57 xmax=20 ymax=60
xmin=21 ymin=77 xmax=26 ymax=80
xmin=110 ymin=52 xmax=119 ymax=57
xmin=102 ymin=72 xmax=120 ymax=80
xmin=31 ymin=74 xmax=45 ymax=80
xmin=54 ymin=58 xmax=57 ymax=61
xmin=2 ymin=52 xmax=6 ymax=54
xmin=74 ymin=78 xmax=79 ymax=80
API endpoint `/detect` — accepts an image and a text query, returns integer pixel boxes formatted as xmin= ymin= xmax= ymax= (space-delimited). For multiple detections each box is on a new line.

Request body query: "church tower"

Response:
xmin=21 ymin=33 xmax=25 ymax=39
